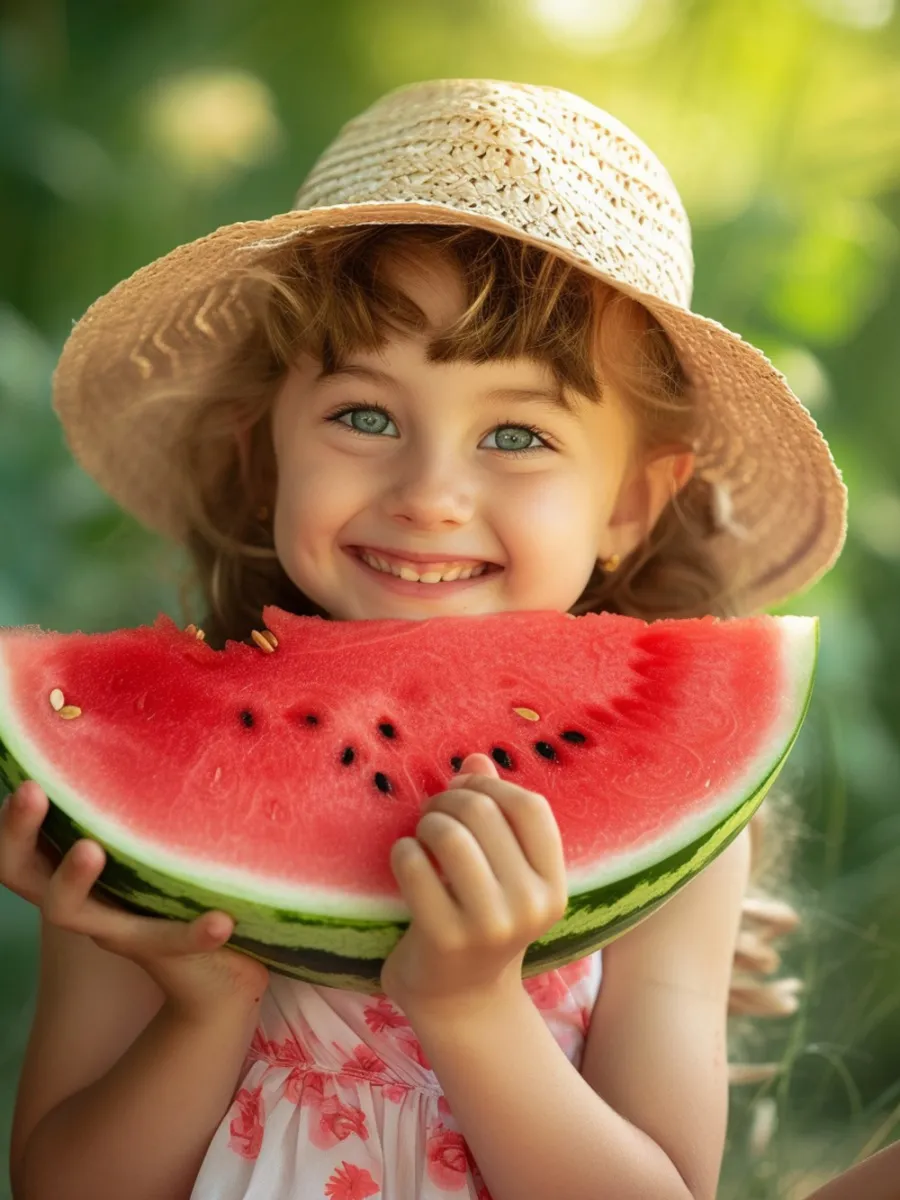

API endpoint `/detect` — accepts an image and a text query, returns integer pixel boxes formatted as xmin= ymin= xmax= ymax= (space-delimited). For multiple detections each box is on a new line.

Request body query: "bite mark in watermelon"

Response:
xmin=0 ymin=608 xmax=817 ymax=991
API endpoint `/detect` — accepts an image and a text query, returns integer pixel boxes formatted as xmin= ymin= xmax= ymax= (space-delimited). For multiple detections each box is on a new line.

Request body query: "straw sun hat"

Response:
xmin=53 ymin=78 xmax=846 ymax=610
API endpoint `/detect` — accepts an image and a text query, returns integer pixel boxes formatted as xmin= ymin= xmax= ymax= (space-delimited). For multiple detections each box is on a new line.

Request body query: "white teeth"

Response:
xmin=359 ymin=550 xmax=490 ymax=583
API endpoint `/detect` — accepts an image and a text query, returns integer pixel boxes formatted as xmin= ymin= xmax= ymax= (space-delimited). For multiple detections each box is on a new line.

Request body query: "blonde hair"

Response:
xmin=165 ymin=225 xmax=801 ymax=1075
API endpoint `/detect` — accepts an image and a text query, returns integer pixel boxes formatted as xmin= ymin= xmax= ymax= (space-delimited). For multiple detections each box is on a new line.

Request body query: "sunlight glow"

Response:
xmin=806 ymin=0 xmax=895 ymax=29
xmin=142 ymin=69 xmax=284 ymax=183
xmin=529 ymin=0 xmax=647 ymax=46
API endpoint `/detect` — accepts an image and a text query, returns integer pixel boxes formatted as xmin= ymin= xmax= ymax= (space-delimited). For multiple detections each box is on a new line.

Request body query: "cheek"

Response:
xmin=501 ymin=471 xmax=610 ymax=548
xmin=272 ymin=449 xmax=349 ymax=563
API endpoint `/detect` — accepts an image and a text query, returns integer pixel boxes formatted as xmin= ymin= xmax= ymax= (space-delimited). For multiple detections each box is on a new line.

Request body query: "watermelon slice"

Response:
xmin=0 ymin=608 xmax=817 ymax=992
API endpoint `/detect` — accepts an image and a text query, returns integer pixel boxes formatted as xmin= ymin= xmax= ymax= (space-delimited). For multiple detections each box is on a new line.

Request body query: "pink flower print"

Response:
xmin=523 ymin=968 xmax=568 ymax=1011
xmin=267 ymin=1032 xmax=311 ymax=1068
xmin=248 ymin=1027 xmax=270 ymax=1058
xmin=286 ymin=1066 xmax=329 ymax=1107
xmin=228 ymin=1084 xmax=264 ymax=1160
xmin=310 ymin=1095 xmax=370 ymax=1150
xmin=241 ymin=1027 xmax=271 ymax=1073
xmin=395 ymin=1029 xmax=432 ymax=1070
xmin=244 ymin=1028 xmax=311 ymax=1071
xmin=364 ymin=996 xmax=410 ymax=1033
xmin=339 ymin=1043 xmax=388 ymax=1081
xmin=426 ymin=1128 xmax=471 ymax=1190
xmin=324 ymin=1161 xmax=381 ymax=1200
xmin=438 ymin=1095 xmax=454 ymax=1121
xmin=382 ymin=1081 xmax=410 ymax=1103
xmin=471 ymin=1161 xmax=494 ymax=1200
xmin=558 ymin=954 xmax=593 ymax=986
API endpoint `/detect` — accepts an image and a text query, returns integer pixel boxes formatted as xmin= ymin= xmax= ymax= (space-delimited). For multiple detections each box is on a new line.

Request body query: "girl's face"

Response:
xmin=270 ymin=253 xmax=684 ymax=622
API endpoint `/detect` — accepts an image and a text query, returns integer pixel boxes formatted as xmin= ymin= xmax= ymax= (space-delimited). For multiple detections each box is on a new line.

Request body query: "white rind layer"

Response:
xmin=0 ymin=616 xmax=818 ymax=923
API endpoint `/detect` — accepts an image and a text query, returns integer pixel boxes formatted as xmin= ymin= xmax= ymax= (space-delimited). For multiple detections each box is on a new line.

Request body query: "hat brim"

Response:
xmin=53 ymin=201 xmax=847 ymax=612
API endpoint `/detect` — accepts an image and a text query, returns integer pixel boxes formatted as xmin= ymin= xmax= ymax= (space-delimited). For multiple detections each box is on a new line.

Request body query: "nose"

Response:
xmin=382 ymin=448 xmax=477 ymax=529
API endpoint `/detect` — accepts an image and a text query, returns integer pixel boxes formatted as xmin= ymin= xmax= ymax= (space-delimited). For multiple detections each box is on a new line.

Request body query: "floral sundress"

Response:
xmin=191 ymin=951 xmax=603 ymax=1200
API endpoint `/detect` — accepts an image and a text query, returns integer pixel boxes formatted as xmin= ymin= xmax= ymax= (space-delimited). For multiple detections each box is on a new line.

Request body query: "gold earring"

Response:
xmin=256 ymin=504 xmax=270 ymax=521
xmin=600 ymin=553 xmax=621 ymax=573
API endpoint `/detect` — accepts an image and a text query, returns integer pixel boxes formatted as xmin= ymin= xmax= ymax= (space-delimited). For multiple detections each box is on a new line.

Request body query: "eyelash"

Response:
xmin=324 ymin=403 xmax=558 ymax=458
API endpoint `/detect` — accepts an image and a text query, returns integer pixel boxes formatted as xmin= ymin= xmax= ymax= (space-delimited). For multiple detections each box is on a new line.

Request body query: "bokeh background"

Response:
xmin=1 ymin=1 xmax=898 ymax=1196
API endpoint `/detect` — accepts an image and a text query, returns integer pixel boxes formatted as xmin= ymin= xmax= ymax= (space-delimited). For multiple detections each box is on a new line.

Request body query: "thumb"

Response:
xmin=458 ymin=752 xmax=499 ymax=778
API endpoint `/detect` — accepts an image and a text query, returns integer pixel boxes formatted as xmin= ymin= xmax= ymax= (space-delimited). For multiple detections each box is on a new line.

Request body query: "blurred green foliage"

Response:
xmin=1 ymin=1 xmax=899 ymax=1196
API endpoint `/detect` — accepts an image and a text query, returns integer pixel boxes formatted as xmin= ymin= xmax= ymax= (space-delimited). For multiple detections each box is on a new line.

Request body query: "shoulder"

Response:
xmin=580 ymin=829 xmax=751 ymax=1200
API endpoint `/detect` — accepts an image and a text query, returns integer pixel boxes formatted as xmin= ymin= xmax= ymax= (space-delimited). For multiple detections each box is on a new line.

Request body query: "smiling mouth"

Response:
xmin=350 ymin=547 xmax=501 ymax=584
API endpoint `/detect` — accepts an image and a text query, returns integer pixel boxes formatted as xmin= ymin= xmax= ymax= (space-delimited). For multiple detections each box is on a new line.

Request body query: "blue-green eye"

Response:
xmin=336 ymin=407 xmax=398 ymax=437
xmin=326 ymin=405 xmax=553 ymax=456
xmin=484 ymin=426 xmax=544 ymax=452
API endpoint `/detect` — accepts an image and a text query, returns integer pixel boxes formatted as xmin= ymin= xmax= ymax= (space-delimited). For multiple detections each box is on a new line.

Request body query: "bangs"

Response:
xmin=265 ymin=225 xmax=603 ymax=401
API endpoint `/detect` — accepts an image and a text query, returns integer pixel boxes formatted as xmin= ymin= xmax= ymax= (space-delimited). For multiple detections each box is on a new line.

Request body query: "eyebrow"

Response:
xmin=316 ymin=363 xmax=577 ymax=413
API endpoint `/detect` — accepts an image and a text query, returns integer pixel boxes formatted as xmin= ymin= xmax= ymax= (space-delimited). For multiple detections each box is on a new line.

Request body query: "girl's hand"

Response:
xmin=0 ymin=781 xmax=269 ymax=1019
xmin=381 ymin=753 xmax=568 ymax=1012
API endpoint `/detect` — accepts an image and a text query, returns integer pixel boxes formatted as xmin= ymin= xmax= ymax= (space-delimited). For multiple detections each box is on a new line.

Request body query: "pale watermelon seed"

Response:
xmin=374 ymin=772 xmax=392 ymax=794
xmin=251 ymin=630 xmax=276 ymax=654
xmin=262 ymin=630 xmax=278 ymax=649
xmin=513 ymin=707 xmax=540 ymax=721
xmin=59 ymin=705 xmax=82 ymax=720
xmin=184 ymin=624 xmax=206 ymax=641
xmin=49 ymin=689 xmax=65 ymax=711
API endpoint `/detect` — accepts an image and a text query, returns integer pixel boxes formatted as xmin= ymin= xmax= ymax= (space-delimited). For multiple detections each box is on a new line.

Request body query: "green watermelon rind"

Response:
xmin=0 ymin=616 xmax=817 ymax=991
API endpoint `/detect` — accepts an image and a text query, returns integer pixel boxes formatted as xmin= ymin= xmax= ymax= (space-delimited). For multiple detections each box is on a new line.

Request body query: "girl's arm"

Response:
xmin=405 ymin=829 xmax=750 ymax=1200
xmin=11 ymin=923 xmax=261 ymax=1200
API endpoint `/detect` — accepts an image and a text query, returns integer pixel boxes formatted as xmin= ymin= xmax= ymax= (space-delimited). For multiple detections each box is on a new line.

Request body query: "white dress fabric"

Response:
xmin=191 ymin=951 xmax=603 ymax=1200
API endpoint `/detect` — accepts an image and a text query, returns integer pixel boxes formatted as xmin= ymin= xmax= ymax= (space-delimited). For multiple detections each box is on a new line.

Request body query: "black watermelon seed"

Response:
xmin=450 ymin=756 xmax=463 ymax=772
xmin=560 ymin=730 xmax=586 ymax=744
xmin=239 ymin=710 xmax=254 ymax=728
xmin=378 ymin=722 xmax=396 ymax=739
xmin=305 ymin=714 xmax=319 ymax=725
xmin=534 ymin=741 xmax=557 ymax=761
xmin=492 ymin=748 xmax=514 ymax=770
xmin=374 ymin=772 xmax=392 ymax=794
xmin=341 ymin=746 xmax=355 ymax=765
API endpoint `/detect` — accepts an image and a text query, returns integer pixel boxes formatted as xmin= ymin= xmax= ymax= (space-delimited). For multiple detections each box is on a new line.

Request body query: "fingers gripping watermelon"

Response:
xmin=0 ymin=608 xmax=817 ymax=992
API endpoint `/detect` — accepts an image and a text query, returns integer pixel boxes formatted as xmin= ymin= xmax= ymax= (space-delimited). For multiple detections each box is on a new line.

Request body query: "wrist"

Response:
xmin=162 ymin=986 xmax=264 ymax=1030
xmin=397 ymin=968 xmax=527 ymax=1028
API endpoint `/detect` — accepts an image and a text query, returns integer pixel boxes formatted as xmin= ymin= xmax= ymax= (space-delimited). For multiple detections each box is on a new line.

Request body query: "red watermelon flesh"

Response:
xmin=0 ymin=607 xmax=817 ymax=988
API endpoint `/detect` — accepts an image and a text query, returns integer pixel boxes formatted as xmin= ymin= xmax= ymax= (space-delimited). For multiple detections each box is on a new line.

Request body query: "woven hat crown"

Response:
xmin=293 ymin=79 xmax=695 ymax=311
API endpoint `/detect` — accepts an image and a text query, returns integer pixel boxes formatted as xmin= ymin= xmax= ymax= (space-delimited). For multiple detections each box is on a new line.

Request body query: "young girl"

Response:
xmin=1 ymin=79 xmax=846 ymax=1200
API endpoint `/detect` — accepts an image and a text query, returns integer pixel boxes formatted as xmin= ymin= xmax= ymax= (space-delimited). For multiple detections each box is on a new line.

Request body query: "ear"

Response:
xmin=603 ymin=446 xmax=695 ymax=560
